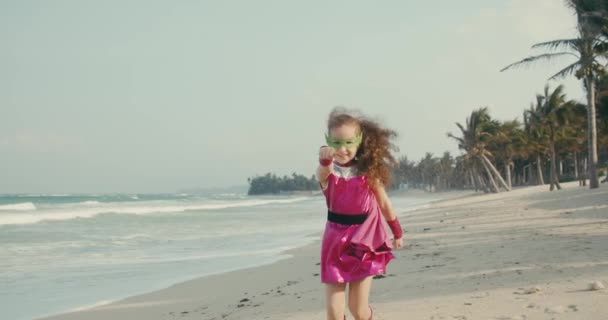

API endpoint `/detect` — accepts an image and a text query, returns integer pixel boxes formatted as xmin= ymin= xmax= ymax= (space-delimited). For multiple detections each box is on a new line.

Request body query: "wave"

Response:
xmin=9 ymin=193 xmax=73 ymax=197
xmin=0 ymin=202 xmax=37 ymax=211
xmin=0 ymin=197 xmax=310 ymax=226
xmin=80 ymin=201 xmax=101 ymax=205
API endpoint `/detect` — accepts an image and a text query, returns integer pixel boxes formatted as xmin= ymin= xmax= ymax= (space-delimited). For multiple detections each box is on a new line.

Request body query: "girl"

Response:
xmin=317 ymin=107 xmax=404 ymax=320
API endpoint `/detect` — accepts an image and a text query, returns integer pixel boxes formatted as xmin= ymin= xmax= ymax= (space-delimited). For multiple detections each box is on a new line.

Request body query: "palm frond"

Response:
xmin=500 ymin=53 xmax=577 ymax=72
xmin=548 ymin=61 xmax=581 ymax=80
xmin=593 ymin=41 xmax=608 ymax=53
xmin=446 ymin=132 xmax=463 ymax=144
xmin=531 ymin=38 xmax=580 ymax=51
xmin=455 ymin=122 xmax=467 ymax=136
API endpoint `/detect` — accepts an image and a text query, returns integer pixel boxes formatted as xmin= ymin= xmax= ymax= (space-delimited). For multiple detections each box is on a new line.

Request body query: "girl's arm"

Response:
xmin=317 ymin=146 xmax=334 ymax=190
xmin=372 ymin=181 xmax=403 ymax=240
xmin=371 ymin=181 xmax=397 ymax=221
xmin=316 ymin=165 xmax=332 ymax=190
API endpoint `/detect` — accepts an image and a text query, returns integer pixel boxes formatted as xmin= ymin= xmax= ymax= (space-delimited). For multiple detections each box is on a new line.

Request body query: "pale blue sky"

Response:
xmin=1 ymin=0 xmax=585 ymax=193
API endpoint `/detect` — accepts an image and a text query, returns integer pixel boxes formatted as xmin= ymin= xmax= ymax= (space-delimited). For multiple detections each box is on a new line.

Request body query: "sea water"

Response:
xmin=0 ymin=191 xmax=451 ymax=320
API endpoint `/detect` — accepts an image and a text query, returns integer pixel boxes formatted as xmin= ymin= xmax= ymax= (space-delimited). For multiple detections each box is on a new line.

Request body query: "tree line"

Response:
xmin=394 ymin=0 xmax=608 ymax=193
xmin=247 ymin=173 xmax=319 ymax=195
xmin=392 ymin=87 xmax=607 ymax=193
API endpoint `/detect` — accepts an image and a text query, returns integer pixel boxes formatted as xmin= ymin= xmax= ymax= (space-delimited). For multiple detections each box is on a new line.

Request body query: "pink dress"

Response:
xmin=320 ymin=162 xmax=395 ymax=283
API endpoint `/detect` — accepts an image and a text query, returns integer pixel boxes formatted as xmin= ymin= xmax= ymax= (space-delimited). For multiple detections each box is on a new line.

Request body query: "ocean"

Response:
xmin=0 ymin=191 xmax=446 ymax=320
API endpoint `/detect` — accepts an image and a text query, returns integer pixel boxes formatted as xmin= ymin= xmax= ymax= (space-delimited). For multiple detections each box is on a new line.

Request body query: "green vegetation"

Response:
xmin=393 ymin=0 xmax=608 ymax=193
xmin=247 ymin=173 xmax=319 ymax=195
xmin=393 ymin=88 xmax=607 ymax=193
xmin=501 ymin=0 xmax=608 ymax=188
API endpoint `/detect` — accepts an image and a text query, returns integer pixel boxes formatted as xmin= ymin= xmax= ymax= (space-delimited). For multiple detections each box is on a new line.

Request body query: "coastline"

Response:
xmin=36 ymin=182 xmax=608 ymax=319
xmin=35 ymin=234 xmax=327 ymax=320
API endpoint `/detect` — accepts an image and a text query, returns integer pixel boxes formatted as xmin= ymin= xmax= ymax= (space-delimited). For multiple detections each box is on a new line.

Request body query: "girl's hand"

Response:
xmin=393 ymin=237 xmax=403 ymax=249
xmin=319 ymin=146 xmax=335 ymax=160
xmin=317 ymin=146 xmax=335 ymax=189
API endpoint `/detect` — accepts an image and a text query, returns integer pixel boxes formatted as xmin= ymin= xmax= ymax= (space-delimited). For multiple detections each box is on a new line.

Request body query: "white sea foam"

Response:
xmin=80 ymin=201 xmax=101 ymax=205
xmin=0 ymin=197 xmax=310 ymax=226
xmin=66 ymin=300 xmax=114 ymax=312
xmin=0 ymin=202 xmax=37 ymax=211
xmin=118 ymin=233 xmax=152 ymax=240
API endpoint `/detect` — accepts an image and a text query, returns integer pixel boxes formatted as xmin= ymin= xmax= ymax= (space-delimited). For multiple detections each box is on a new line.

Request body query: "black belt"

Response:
xmin=327 ymin=211 xmax=368 ymax=225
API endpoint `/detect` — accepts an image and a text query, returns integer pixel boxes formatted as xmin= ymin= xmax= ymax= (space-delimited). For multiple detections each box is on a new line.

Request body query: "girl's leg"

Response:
xmin=325 ymin=282 xmax=347 ymax=320
xmin=347 ymin=276 xmax=373 ymax=320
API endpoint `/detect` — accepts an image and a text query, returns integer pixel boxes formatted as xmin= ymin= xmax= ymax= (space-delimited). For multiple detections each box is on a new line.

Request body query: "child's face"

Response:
xmin=328 ymin=124 xmax=360 ymax=165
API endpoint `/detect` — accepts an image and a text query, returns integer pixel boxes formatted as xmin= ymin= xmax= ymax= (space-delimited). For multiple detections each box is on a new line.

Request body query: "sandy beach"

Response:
xmin=37 ymin=181 xmax=607 ymax=320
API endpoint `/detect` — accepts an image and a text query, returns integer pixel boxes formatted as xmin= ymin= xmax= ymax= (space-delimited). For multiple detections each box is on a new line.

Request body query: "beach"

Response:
xmin=36 ymin=181 xmax=608 ymax=320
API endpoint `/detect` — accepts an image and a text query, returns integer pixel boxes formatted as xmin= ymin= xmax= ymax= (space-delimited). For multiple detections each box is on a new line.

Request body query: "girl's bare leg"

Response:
xmin=325 ymin=282 xmax=347 ymax=320
xmin=348 ymin=276 xmax=373 ymax=320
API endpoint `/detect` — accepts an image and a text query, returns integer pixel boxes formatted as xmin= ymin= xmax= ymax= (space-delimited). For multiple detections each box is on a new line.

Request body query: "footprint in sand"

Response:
xmin=514 ymin=286 xmax=541 ymax=295
xmin=500 ymin=316 xmax=528 ymax=320
xmin=495 ymin=316 xmax=526 ymax=320
xmin=526 ymin=303 xmax=540 ymax=309
xmin=431 ymin=315 xmax=466 ymax=320
xmin=544 ymin=306 xmax=566 ymax=314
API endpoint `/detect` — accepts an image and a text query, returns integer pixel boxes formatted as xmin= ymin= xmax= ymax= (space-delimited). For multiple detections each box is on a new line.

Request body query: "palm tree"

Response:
xmin=448 ymin=107 xmax=510 ymax=193
xmin=392 ymin=155 xmax=415 ymax=189
xmin=526 ymin=85 xmax=576 ymax=190
xmin=510 ymin=134 xmax=526 ymax=186
xmin=438 ymin=151 xmax=455 ymax=191
xmin=501 ymin=0 xmax=606 ymax=189
xmin=452 ymin=155 xmax=474 ymax=190
xmin=524 ymin=96 xmax=550 ymax=186
xmin=558 ymin=101 xmax=589 ymax=182
xmin=418 ymin=153 xmax=439 ymax=192
xmin=488 ymin=119 xmax=522 ymax=189
xmin=596 ymin=74 xmax=608 ymax=182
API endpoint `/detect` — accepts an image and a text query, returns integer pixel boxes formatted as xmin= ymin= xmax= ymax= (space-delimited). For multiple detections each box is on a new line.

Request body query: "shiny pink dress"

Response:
xmin=320 ymin=163 xmax=395 ymax=283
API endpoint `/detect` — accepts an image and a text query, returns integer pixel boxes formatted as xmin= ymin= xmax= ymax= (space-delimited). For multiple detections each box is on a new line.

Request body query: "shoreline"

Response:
xmin=32 ymin=233 xmax=324 ymax=320
xmin=31 ymin=189 xmax=463 ymax=320
xmin=36 ymin=183 xmax=608 ymax=319
xmin=32 ymin=190 xmax=463 ymax=320
xmin=36 ymin=236 xmax=328 ymax=320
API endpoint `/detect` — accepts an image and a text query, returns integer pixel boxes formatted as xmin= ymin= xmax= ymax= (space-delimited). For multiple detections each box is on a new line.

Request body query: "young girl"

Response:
xmin=317 ymin=107 xmax=404 ymax=320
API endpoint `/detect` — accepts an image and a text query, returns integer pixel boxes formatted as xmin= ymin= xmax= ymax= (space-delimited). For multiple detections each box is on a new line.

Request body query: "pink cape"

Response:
xmin=350 ymin=199 xmax=393 ymax=252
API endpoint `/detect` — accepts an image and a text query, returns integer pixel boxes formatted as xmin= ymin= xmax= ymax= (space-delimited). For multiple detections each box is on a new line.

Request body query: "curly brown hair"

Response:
xmin=327 ymin=107 xmax=399 ymax=188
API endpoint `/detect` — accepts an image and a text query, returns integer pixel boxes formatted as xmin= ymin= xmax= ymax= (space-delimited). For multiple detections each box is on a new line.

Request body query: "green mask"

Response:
xmin=325 ymin=132 xmax=363 ymax=149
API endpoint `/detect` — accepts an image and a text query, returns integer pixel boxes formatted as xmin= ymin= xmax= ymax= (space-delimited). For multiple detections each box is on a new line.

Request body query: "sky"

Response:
xmin=1 ymin=0 xmax=587 ymax=194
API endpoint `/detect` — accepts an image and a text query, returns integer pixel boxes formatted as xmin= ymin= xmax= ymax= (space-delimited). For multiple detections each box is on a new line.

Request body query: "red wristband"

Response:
xmin=319 ymin=158 xmax=333 ymax=166
xmin=387 ymin=217 xmax=403 ymax=239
